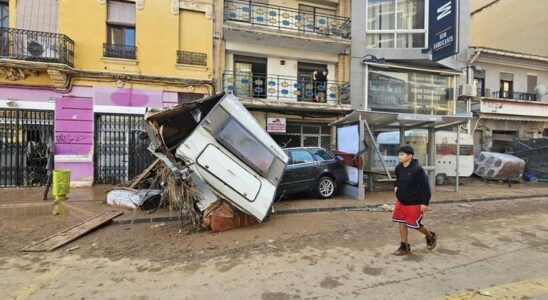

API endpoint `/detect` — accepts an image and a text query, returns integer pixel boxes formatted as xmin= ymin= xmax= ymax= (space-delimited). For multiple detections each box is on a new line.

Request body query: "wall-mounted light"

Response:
xmin=280 ymin=60 xmax=286 ymax=65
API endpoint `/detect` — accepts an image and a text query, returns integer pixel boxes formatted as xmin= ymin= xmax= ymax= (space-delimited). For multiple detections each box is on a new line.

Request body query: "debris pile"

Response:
xmin=474 ymin=151 xmax=525 ymax=181
xmin=510 ymin=138 xmax=548 ymax=182
xmin=107 ymin=93 xmax=289 ymax=232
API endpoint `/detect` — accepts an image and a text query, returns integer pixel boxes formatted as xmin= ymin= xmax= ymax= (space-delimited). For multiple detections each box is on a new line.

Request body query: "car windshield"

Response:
xmin=310 ymin=149 xmax=333 ymax=161
xmin=290 ymin=150 xmax=314 ymax=165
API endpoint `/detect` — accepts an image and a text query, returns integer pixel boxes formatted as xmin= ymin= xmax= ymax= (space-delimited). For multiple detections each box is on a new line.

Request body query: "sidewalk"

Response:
xmin=1 ymin=179 xmax=547 ymax=222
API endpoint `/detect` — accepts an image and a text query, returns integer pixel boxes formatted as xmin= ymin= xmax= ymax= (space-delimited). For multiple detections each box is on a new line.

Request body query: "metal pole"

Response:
xmin=427 ymin=127 xmax=436 ymax=189
xmin=456 ymin=126 xmax=460 ymax=192
xmin=399 ymin=126 xmax=405 ymax=147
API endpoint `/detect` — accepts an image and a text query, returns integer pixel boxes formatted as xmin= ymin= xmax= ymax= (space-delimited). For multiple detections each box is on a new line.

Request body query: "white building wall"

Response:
xmin=476 ymin=60 xmax=548 ymax=101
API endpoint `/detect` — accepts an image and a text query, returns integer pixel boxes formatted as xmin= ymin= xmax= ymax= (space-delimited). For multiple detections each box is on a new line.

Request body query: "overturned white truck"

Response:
xmin=143 ymin=92 xmax=289 ymax=222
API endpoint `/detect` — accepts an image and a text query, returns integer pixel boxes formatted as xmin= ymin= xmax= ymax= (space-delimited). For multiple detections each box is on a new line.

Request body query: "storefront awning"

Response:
xmin=330 ymin=110 xmax=472 ymax=130
xmin=478 ymin=113 xmax=548 ymax=123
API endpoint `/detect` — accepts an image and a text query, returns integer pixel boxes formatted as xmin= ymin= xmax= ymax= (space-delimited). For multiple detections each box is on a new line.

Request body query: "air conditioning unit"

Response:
xmin=459 ymin=84 xmax=477 ymax=97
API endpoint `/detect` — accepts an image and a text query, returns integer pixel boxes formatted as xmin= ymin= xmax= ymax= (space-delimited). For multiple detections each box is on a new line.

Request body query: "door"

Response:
xmin=0 ymin=1 xmax=9 ymax=57
xmin=282 ymin=149 xmax=317 ymax=192
xmin=0 ymin=108 xmax=54 ymax=187
xmin=527 ymin=75 xmax=538 ymax=100
xmin=94 ymin=114 xmax=155 ymax=184
xmin=298 ymin=62 xmax=328 ymax=102
xmin=234 ymin=55 xmax=267 ymax=99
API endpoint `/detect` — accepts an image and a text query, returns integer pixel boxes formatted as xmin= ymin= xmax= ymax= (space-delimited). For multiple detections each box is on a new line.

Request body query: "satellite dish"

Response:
xmin=534 ymin=84 xmax=547 ymax=102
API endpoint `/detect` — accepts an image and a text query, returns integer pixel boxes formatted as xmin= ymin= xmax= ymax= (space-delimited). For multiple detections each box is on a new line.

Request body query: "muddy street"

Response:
xmin=1 ymin=197 xmax=548 ymax=300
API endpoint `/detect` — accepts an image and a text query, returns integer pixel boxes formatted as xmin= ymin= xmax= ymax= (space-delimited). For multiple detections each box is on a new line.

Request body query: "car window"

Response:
xmin=310 ymin=149 xmax=333 ymax=161
xmin=290 ymin=150 xmax=315 ymax=165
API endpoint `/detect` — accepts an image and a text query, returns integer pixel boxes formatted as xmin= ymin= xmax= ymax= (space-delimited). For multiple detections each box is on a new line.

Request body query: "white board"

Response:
xmin=337 ymin=124 xmax=359 ymax=154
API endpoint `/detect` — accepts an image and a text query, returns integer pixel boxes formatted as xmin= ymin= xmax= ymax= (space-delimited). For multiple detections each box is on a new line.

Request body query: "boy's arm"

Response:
xmin=418 ymin=167 xmax=431 ymax=206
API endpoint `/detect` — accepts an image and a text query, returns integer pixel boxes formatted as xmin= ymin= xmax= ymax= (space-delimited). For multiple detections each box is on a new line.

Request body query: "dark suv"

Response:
xmin=278 ymin=147 xmax=347 ymax=199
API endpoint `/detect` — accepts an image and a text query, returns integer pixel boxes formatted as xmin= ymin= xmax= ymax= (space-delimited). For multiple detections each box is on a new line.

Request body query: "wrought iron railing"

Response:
xmin=0 ymin=27 xmax=74 ymax=66
xmin=103 ymin=43 xmax=137 ymax=60
xmin=477 ymin=88 xmax=490 ymax=97
xmin=223 ymin=71 xmax=350 ymax=104
xmin=492 ymin=91 xmax=537 ymax=101
xmin=177 ymin=51 xmax=207 ymax=66
xmin=224 ymin=0 xmax=351 ymax=39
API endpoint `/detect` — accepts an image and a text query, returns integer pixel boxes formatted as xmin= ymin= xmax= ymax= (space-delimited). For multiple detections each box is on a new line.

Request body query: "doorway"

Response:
xmin=234 ymin=55 xmax=267 ymax=99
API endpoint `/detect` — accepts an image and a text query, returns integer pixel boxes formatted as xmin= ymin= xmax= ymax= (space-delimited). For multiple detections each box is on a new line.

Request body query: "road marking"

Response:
xmin=9 ymin=265 xmax=64 ymax=300
xmin=436 ymin=276 xmax=548 ymax=300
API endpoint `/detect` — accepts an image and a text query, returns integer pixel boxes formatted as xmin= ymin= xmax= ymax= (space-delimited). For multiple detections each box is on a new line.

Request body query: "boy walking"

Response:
xmin=392 ymin=146 xmax=437 ymax=255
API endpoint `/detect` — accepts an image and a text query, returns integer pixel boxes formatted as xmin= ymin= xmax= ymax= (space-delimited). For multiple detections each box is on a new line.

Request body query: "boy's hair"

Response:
xmin=398 ymin=146 xmax=414 ymax=156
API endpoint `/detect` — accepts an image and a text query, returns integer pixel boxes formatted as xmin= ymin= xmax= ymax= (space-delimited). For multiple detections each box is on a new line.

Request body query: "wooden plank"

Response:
xmin=128 ymin=159 xmax=160 ymax=189
xmin=20 ymin=211 xmax=123 ymax=252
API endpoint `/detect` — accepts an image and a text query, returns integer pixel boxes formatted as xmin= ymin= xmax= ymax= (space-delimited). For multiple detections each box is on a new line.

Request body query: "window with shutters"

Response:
xmin=104 ymin=0 xmax=136 ymax=59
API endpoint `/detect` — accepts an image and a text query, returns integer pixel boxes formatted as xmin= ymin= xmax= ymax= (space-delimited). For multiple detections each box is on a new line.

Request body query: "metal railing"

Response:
xmin=103 ymin=43 xmax=137 ymax=60
xmin=223 ymin=71 xmax=350 ymax=104
xmin=224 ymin=0 xmax=351 ymax=39
xmin=477 ymin=88 xmax=490 ymax=97
xmin=177 ymin=51 xmax=207 ymax=66
xmin=492 ymin=91 xmax=537 ymax=101
xmin=0 ymin=27 xmax=74 ymax=66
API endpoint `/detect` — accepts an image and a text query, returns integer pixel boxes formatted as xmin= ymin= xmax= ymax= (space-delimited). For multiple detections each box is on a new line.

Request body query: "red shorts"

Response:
xmin=392 ymin=201 xmax=424 ymax=229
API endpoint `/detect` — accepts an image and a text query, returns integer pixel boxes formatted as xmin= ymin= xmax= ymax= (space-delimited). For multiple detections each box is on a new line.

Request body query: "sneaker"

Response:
xmin=426 ymin=231 xmax=437 ymax=250
xmin=393 ymin=242 xmax=411 ymax=255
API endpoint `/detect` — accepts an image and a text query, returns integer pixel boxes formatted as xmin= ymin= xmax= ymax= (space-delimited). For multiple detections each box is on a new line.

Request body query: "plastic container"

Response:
xmin=52 ymin=169 xmax=71 ymax=201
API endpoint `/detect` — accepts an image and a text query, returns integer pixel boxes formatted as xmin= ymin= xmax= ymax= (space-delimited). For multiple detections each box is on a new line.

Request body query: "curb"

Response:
xmin=110 ymin=193 xmax=548 ymax=225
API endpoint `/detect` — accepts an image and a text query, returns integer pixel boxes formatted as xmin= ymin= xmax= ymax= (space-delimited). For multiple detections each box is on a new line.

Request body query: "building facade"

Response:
xmin=469 ymin=0 xmax=548 ymax=153
xmin=0 ymin=0 xmax=214 ymax=187
xmin=214 ymin=0 xmax=352 ymax=149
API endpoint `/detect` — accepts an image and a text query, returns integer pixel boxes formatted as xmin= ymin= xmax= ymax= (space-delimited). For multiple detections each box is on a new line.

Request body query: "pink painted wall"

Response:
xmin=55 ymin=97 xmax=94 ymax=155
xmin=54 ymin=162 xmax=94 ymax=183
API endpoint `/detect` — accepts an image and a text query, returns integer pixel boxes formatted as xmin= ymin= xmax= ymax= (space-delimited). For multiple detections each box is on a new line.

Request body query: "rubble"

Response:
xmin=106 ymin=189 xmax=162 ymax=210
xmin=111 ymin=92 xmax=288 ymax=232
xmin=510 ymin=138 xmax=548 ymax=181
xmin=474 ymin=152 xmax=525 ymax=181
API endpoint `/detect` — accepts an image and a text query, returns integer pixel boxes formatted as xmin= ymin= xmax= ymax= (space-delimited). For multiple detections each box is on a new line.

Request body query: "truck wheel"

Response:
xmin=317 ymin=176 xmax=336 ymax=199
xmin=435 ymin=174 xmax=447 ymax=185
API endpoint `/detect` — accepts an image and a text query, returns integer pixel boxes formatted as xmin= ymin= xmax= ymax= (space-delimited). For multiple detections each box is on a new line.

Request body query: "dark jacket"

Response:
xmin=395 ymin=159 xmax=431 ymax=206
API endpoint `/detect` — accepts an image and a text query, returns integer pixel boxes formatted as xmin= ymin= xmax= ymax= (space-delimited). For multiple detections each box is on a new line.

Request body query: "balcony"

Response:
xmin=0 ymin=27 xmax=74 ymax=66
xmin=103 ymin=43 xmax=137 ymax=60
xmin=223 ymin=71 xmax=350 ymax=106
xmin=223 ymin=0 xmax=351 ymax=53
xmin=492 ymin=91 xmax=537 ymax=101
xmin=477 ymin=88 xmax=490 ymax=97
xmin=177 ymin=51 xmax=207 ymax=66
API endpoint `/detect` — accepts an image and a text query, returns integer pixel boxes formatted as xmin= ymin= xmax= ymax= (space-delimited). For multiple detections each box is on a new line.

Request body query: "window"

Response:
xmin=290 ymin=150 xmax=315 ymax=165
xmin=105 ymin=0 xmax=136 ymax=59
xmin=436 ymin=144 xmax=474 ymax=156
xmin=310 ymin=149 xmax=333 ymax=161
xmin=178 ymin=93 xmax=204 ymax=105
xmin=270 ymin=122 xmax=332 ymax=149
xmin=527 ymin=75 xmax=537 ymax=93
xmin=218 ymin=118 xmax=275 ymax=175
xmin=0 ymin=1 xmax=8 ymax=28
xmin=366 ymin=0 xmax=426 ymax=48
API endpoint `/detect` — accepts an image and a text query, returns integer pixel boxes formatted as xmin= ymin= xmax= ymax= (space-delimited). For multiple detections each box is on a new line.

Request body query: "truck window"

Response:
xmin=218 ymin=118 xmax=275 ymax=175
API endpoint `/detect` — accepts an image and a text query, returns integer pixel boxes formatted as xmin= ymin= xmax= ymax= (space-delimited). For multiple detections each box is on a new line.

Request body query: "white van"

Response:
xmin=376 ymin=130 xmax=474 ymax=185
xmin=144 ymin=93 xmax=289 ymax=222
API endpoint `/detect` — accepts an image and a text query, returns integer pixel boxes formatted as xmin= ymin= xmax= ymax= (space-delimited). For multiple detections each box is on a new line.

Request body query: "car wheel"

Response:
xmin=317 ymin=176 xmax=336 ymax=199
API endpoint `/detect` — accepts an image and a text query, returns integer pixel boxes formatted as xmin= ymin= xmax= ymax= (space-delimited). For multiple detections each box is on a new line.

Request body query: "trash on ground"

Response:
xmin=458 ymin=203 xmax=473 ymax=208
xmin=106 ymin=189 xmax=162 ymax=210
xmin=477 ymin=290 xmax=492 ymax=297
xmin=151 ymin=223 xmax=166 ymax=228
xmin=117 ymin=93 xmax=288 ymax=232
xmin=202 ymin=200 xmax=257 ymax=233
xmin=474 ymin=152 xmax=525 ymax=181
xmin=66 ymin=245 xmax=79 ymax=252
xmin=266 ymin=244 xmax=279 ymax=250
xmin=381 ymin=204 xmax=395 ymax=212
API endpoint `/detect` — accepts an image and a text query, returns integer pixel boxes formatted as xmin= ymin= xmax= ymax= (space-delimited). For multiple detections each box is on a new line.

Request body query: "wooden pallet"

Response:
xmin=20 ymin=211 xmax=123 ymax=252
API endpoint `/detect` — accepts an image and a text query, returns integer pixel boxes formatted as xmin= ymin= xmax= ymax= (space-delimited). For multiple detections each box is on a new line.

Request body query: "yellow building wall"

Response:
xmin=57 ymin=0 xmax=213 ymax=80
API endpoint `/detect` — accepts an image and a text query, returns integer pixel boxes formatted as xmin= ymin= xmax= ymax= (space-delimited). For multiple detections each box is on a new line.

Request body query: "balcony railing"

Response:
xmin=224 ymin=0 xmax=351 ymax=39
xmin=103 ymin=43 xmax=137 ymax=60
xmin=223 ymin=71 xmax=350 ymax=104
xmin=477 ymin=88 xmax=490 ymax=97
xmin=492 ymin=91 xmax=537 ymax=101
xmin=0 ymin=27 xmax=74 ymax=66
xmin=177 ymin=51 xmax=207 ymax=66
